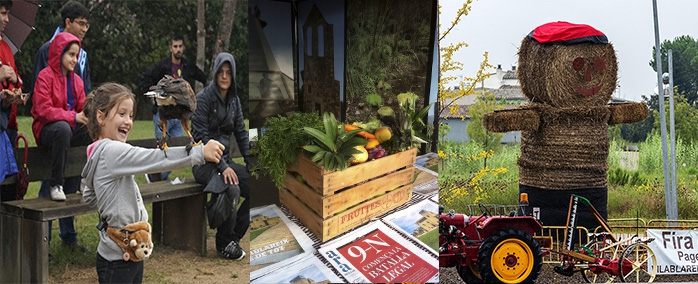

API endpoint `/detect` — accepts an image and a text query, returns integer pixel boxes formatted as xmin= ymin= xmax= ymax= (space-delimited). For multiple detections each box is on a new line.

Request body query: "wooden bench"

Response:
xmin=0 ymin=136 xmax=215 ymax=283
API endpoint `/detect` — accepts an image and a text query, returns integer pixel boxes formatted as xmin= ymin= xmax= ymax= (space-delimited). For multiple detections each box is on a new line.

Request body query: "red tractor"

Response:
xmin=439 ymin=197 xmax=546 ymax=283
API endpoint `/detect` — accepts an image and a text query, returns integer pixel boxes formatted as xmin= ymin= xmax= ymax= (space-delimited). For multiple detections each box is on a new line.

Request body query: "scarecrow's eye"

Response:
xmin=594 ymin=57 xmax=605 ymax=71
xmin=572 ymin=57 xmax=585 ymax=71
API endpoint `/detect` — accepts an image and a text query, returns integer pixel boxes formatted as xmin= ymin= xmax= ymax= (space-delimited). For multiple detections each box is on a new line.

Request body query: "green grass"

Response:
xmin=13 ymin=116 xmax=246 ymax=278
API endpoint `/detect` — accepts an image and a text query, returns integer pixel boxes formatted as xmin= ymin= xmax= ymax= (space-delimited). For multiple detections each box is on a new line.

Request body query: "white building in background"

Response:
xmin=482 ymin=64 xmax=520 ymax=89
xmin=441 ymin=65 xmax=525 ymax=143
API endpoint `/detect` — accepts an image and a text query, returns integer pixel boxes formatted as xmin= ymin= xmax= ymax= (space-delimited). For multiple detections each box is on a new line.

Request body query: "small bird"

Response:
xmin=144 ymin=75 xmax=199 ymax=155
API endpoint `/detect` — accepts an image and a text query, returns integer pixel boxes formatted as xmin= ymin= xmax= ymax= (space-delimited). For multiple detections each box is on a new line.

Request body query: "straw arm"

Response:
xmin=483 ymin=108 xmax=540 ymax=133
xmin=607 ymin=102 xmax=649 ymax=125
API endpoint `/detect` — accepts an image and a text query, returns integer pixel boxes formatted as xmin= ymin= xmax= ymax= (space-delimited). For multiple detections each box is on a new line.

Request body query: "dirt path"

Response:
xmin=50 ymin=230 xmax=251 ymax=284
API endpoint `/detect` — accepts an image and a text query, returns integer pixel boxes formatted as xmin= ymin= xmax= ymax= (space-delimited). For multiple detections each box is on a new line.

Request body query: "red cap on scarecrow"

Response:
xmin=529 ymin=21 xmax=608 ymax=45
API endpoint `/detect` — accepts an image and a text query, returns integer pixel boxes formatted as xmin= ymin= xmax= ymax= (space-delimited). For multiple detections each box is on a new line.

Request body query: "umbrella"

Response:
xmin=3 ymin=0 xmax=39 ymax=54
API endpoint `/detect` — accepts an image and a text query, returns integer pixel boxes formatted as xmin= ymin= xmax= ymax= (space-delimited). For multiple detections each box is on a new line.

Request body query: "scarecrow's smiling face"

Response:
xmin=518 ymin=21 xmax=618 ymax=107
xmin=572 ymin=56 xmax=605 ymax=97
xmin=545 ymin=43 xmax=618 ymax=107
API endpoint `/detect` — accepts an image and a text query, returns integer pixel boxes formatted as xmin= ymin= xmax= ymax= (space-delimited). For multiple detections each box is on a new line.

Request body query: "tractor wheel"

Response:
xmin=457 ymin=264 xmax=482 ymax=283
xmin=478 ymin=227 xmax=543 ymax=283
xmin=582 ymin=239 xmax=618 ymax=283
xmin=618 ymin=242 xmax=656 ymax=283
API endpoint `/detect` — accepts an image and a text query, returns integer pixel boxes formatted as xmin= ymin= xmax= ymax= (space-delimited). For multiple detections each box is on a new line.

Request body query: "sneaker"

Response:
xmin=219 ymin=240 xmax=245 ymax=260
xmin=62 ymin=242 xmax=91 ymax=254
xmin=50 ymin=185 xmax=66 ymax=201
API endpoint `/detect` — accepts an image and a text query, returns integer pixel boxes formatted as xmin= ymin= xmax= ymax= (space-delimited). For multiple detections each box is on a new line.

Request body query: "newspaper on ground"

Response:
xmin=251 ymin=253 xmax=343 ymax=283
xmin=381 ymin=198 xmax=439 ymax=254
xmin=318 ymin=221 xmax=439 ymax=283
xmin=412 ymin=164 xmax=438 ymax=196
xmin=429 ymin=193 xmax=438 ymax=204
xmin=249 ymin=204 xmax=315 ymax=279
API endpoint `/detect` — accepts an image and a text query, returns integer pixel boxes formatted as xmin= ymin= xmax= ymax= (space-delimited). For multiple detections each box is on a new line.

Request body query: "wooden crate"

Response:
xmin=281 ymin=148 xmax=417 ymax=242
xmin=280 ymin=184 xmax=413 ymax=242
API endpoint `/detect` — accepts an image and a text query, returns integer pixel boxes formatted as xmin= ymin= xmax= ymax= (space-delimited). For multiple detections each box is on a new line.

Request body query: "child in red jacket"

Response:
xmin=31 ymin=31 xmax=91 ymax=201
xmin=30 ymin=32 xmax=93 ymax=253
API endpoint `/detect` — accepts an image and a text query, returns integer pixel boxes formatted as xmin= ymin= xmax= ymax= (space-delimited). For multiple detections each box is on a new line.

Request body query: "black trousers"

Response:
xmin=193 ymin=160 xmax=250 ymax=251
xmin=96 ymin=253 xmax=143 ymax=284
xmin=0 ymin=184 xmax=16 ymax=201
xmin=519 ymin=184 xmax=608 ymax=229
xmin=39 ymin=121 xmax=91 ymax=186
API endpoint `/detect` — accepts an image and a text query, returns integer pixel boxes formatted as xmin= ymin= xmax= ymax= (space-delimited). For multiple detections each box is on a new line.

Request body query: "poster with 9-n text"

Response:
xmin=319 ymin=221 xmax=438 ymax=283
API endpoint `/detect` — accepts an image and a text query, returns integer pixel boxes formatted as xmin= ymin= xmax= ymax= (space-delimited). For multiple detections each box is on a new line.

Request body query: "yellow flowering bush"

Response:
xmin=439 ymin=149 xmax=509 ymax=206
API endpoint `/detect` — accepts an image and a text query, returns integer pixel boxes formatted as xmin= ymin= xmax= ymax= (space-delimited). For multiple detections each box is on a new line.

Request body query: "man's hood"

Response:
xmin=48 ymin=32 xmax=81 ymax=75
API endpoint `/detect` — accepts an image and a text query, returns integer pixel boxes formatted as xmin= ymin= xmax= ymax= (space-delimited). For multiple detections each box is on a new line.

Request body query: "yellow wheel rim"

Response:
xmin=490 ymin=238 xmax=534 ymax=283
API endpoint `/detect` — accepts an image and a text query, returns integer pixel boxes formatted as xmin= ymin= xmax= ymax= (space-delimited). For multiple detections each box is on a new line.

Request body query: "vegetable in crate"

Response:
xmin=252 ymin=112 xmax=323 ymax=188
xmin=303 ymin=112 xmax=367 ymax=171
xmin=378 ymin=92 xmax=432 ymax=152
xmin=367 ymin=145 xmax=387 ymax=160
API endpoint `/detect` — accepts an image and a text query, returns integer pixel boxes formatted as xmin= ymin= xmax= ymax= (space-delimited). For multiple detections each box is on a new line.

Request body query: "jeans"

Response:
xmin=150 ymin=112 xmax=184 ymax=181
xmin=96 ymin=253 xmax=143 ymax=284
xmin=39 ymin=177 xmax=82 ymax=244
xmin=40 ymin=121 xmax=91 ymax=186
xmin=193 ymin=161 xmax=250 ymax=251
xmin=38 ymin=121 xmax=91 ymax=245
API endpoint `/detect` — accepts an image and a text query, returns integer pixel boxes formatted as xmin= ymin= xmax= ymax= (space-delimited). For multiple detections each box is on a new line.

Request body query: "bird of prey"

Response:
xmin=144 ymin=75 xmax=199 ymax=155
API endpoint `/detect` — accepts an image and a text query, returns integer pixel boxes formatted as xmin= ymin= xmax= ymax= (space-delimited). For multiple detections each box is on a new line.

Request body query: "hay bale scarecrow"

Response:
xmin=483 ymin=21 xmax=648 ymax=229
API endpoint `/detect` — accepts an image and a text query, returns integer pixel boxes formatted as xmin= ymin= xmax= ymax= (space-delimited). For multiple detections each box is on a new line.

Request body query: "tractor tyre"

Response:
xmin=457 ymin=264 xmax=482 ymax=283
xmin=478 ymin=227 xmax=543 ymax=283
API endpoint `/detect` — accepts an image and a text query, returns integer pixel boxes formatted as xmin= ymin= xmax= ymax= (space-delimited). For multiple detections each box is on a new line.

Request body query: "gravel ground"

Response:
xmin=439 ymin=264 xmax=698 ymax=283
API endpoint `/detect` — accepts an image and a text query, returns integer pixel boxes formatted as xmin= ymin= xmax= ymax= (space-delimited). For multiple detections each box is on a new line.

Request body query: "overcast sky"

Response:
xmin=440 ymin=0 xmax=698 ymax=102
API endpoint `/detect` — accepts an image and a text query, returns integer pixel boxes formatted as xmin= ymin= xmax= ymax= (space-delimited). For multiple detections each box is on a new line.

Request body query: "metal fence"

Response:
xmin=539 ymin=218 xmax=698 ymax=264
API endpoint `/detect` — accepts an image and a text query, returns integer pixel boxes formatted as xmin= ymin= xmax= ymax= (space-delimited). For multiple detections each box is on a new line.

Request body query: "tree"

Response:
xmin=466 ymin=91 xmax=502 ymax=153
xmin=619 ymin=94 xmax=655 ymax=142
xmin=649 ymin=35 xmax=698 ymax=105
xmin=13 ymin=0 xmax=248 ymax=120
xmin=213 ymin=0 xmax=236 ymax=63
xmin=196 ymin=0 xmax=206 ymax=92
xmin=434 ymin=0 xmax=493 ymax=152
xmin=652 ymin=91 xmax=698 ymax=144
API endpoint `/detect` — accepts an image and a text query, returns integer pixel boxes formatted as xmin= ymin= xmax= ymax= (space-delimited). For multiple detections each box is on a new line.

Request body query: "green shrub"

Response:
xmin=252 ymin=112 xmax=323 ymax=188
xmin=441 ymin=137 xmax=698 ymax=220
xmin=608 ymin=167 xmax=646 ymax=187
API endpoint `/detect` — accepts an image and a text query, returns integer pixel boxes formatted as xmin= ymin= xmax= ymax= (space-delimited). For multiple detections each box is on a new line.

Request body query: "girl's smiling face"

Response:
xmin=61 ymin=43 xmax=80 ymax=76
xmin=97 ymin=98 xmax=134 ymax=142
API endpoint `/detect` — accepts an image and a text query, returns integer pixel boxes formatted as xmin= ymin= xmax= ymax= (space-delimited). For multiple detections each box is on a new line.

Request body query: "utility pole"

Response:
xmin=668 ymin=51 xmax=678 ymax=220
xmin=652 ymin=0 xmax=676 ymax=220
